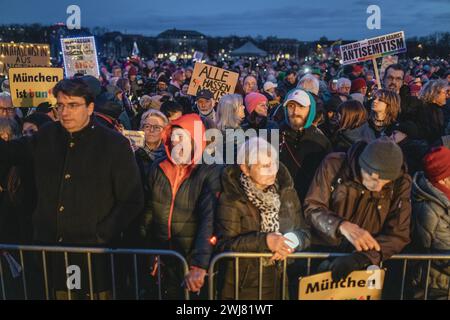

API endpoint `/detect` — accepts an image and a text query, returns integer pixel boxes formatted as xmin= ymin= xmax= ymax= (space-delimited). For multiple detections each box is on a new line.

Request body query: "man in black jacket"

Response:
xmin=0 ymin=79 xmax=144 ymax=299
xmin=279 ymin=89 xmax=332 ymax=202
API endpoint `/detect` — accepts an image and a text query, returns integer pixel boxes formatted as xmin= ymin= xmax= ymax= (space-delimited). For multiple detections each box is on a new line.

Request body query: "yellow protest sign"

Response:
xmin=8 ymin=67 xmax=64 ymax=108
xmin=188 ymin=62 xmax=239 ymax=103
xmin=0 ymin=42 xmax=51 ymax=76
xmin=298 ymin=270 xmax=385 ymax=300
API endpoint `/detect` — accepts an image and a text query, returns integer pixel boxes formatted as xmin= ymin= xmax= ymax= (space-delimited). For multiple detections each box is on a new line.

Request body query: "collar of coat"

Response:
xmin=221 ymin=163 xmax=293 ymax=202
xmin=59 ymin=116 xmax=97 ymax=140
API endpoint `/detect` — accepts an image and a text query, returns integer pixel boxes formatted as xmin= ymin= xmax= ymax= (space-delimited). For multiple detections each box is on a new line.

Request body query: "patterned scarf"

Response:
xmin=240 ymin=173 xmax=281 ymax=233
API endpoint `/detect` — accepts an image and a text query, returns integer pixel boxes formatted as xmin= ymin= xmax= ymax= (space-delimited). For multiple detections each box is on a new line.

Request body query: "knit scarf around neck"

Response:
xmin=239 ymin=173 xmax=281 ymax=233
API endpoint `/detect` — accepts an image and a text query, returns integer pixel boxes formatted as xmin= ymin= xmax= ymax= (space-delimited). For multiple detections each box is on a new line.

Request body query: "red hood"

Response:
xmin=162 ymin=113 xmax=206 ymax=165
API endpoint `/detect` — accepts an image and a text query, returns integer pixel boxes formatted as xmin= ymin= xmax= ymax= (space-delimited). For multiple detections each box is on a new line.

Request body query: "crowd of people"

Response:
xmin=0 ymin=53 xmax=449 ymax=300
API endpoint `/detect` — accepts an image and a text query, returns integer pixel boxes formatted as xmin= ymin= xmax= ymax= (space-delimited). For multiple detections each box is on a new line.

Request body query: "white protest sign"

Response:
xmin=61 ymin=36 xmax=100 ymax=78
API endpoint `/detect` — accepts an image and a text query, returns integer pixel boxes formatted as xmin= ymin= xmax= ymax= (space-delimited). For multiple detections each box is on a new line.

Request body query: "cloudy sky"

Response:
xmin=0 ymin=0 xmax=448 ymax=40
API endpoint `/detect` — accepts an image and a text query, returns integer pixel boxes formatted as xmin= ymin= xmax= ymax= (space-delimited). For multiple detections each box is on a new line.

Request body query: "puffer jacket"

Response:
xmin=215 ymin=163 xmax=311 ymax=300
xmin=304 ymin=141 xmax=412 ymax=265
xmin=141 ymin=114 xmax=223 ymax=270
xmin=410 ymin=171 xmax=450 ymax=299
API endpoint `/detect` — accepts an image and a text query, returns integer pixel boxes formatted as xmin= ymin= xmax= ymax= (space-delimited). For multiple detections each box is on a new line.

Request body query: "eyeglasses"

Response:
xmin=56 ymin=103 xmax=86 ymax=112
xmin=143 ymin=124 xmax=164 ymax=133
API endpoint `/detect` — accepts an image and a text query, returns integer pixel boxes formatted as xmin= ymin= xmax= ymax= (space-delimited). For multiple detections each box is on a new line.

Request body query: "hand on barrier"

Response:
xmin=266 ymin=233 xmax=294 ymax=261
xmin=339 ymin=221 xmax=381 ymax=252
xmin=329 ymin=252 xmax=371 ymax=282
xmin=184 ymin=266 xmax=207 ymax=293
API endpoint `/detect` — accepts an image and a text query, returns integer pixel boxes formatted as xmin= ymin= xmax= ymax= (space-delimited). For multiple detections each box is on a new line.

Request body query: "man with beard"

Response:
xmin=193 ymin=89 xmax=217 ymax=129
xmin=279 ymin=89 xmax=332 ymax=201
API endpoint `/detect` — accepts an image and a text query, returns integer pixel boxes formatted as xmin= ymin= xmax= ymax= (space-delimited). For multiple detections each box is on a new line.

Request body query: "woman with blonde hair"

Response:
xmin=417 ymin=79 xmax=449 ymax=144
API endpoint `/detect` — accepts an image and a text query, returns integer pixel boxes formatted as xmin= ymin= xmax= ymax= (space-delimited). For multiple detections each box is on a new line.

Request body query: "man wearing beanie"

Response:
xmin=241 ymin=92 xmax=278 ymax=133
xmin=304 ymin=137 xmax=412 ymax=281
xmin=279 ymin=89 xmax=331 ymax=201
xmin=410 ymin=147 xmax=450 ymax=299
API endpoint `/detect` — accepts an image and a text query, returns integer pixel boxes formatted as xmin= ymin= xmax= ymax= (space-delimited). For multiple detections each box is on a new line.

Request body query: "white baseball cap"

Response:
xmin=263 ymin=81 xmax=278 ymax=92
xmin=283 ymin=89 xmax=311 ymax=107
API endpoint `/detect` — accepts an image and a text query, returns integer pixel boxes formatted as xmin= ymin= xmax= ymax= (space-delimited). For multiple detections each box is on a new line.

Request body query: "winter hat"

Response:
xmin=128 ymin=66 xmax=138 ymax=76
xmin=263 ymin=81 xmax=277 ymax=92
xmin=282 ymin=89 xmax=316 ymax=129
xmin=23 ymin=112 xmax=53 ymax=129
xmin=351 ymin=78 xmax=367 ymax=93
xmin=423 ymin=147 xmax=450 ymax=183
xmin=36 ymin=101 xmax=53 ymax=114
xmin=353 ymin=65 xmax=364 ymax=73
xmin=245 ymin=92 xmax=268 ymax=114
xmin=358 ymin=137 xmax=404 ymax=181
xmin=157 ymin=75 xmax=170 ymax=85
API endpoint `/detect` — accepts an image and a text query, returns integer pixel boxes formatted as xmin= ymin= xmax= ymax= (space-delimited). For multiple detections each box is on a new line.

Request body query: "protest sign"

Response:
xmin=61 ymin=36 xmax=100 ymax=78
xmin=188 ymin=62 xmax=239 ymax=103
xmin=8 ymin=67 xmax=64 ymax=107
xmin=193 ymin=51 xmax=204 ymax=62
xmin=122 ymin=130 xmax=145 ymax=149
xmin=340 ymin=31 xmax=406 ymax=65
xmin=340 ymin=31 xmax=406 ymax=90
xmin=380 ymin=55 xmax=399 ymax=79
xmin=0 ymin=42 xmax=51 ymax=76
xmin=298 ymin=269 xmax=385 ymax=300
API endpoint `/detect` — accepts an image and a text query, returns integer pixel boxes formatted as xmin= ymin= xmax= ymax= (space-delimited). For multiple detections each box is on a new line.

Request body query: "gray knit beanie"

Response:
xmin=358 ymin=137 xmax=404 ymax=180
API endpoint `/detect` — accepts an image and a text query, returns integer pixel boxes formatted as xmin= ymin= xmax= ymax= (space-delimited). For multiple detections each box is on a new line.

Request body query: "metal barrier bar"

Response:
xmin=0 ymin=255 xmax=5 ymax=300
xmin=87 ymin=253 xmax=94 ymax=300
xmin=133 ymin=254 xmax=139 ymax=300
xmin=0 ymin=245 xmax=191 ymax=301
xmin=19 ymin=250 xmax=28 ymax=300
xmin=42 ymin=251 xmax=49 ymax=300
xmin=234 ymin=257 xmax=239 ymax=300
xmin=208 ymin=252 xmax=450 ymax=300
xmin=110 ymin=254 xmax=116 ymax=300
xmin=64 ymin=252 xmax=71 ymax=300
xmin=281 ymin=259 xmax=287 ymax=300
xmin=258 ymin=257 xmax=262 ymax=300
xmin=424 ymin=259 xmax=431 ymax=300
xmin=400 ymin=259 xmax=407 ymax=300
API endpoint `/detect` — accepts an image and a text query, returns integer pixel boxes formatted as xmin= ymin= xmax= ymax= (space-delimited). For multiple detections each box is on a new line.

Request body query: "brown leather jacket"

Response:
xmin=304 ymin=141 xmax=412 ymax=265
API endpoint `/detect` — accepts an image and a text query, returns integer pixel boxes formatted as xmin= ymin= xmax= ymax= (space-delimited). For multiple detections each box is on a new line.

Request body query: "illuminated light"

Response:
xmin=169 ymin=55 xmax=177 ymax=62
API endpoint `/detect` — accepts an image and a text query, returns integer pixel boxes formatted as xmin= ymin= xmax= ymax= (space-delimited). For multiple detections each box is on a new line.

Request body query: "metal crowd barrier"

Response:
xmin=1 ymin=245 xmax=449 ymax=300
xmin=208 ymin=252 xmax=450 ymax=300
xmin=0 ymin=244 xmax=190 ymax=300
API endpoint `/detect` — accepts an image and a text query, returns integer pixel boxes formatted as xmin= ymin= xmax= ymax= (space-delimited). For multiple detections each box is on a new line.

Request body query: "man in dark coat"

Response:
xmin=140 ymin=113 xmax=222 ymax=299
xmin=0 ymin=79 xmax=144 ymax=299
xmin=304 ymin=137 xmax=412 ymax=281
xmin=279 ymin=89 xmax=332 ymax=202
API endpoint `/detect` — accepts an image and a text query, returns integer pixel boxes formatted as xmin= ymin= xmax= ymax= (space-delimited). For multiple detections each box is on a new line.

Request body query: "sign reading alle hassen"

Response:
xmin=188 ymin=62 xmax=239 ymax=103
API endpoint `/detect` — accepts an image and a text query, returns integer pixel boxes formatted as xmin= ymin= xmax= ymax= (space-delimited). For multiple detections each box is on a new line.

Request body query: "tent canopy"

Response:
xmin=230 ymin=41 xmax=267 ymax=57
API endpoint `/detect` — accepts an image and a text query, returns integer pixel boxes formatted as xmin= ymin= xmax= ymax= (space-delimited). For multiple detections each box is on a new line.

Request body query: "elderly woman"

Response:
xmin=215 ymin=94 xmax=246 ymax=164
xmin=215 ymin=137 xmax=311 ymax=300
xmin=135 ymin=109 xmax=169 ymax=185
xmin=368 ymin=89 xmax=401 ymax=137
xmin=416 ymin=79 xmax=449 ymax=145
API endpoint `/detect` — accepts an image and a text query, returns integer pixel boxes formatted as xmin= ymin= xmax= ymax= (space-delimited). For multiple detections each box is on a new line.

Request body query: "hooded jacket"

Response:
xmin=332 ymin=122 xmax=376 ymax=153
xmin=304 ymin=141 xmax=412 ymax=265
xmin=410 ymin=171 xmax=450 ymax=299
xmin=141 ymin=114 xmax=222 ymax=269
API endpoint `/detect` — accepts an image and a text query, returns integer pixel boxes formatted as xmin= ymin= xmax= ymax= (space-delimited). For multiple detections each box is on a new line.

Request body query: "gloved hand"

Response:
xmin=329 ymin=253 xmax=371 ymax=282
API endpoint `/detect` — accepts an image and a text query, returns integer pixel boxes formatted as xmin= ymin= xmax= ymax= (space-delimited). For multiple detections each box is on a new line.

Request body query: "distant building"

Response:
xmin=157 ymin=29 xmax=208 ymax=54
